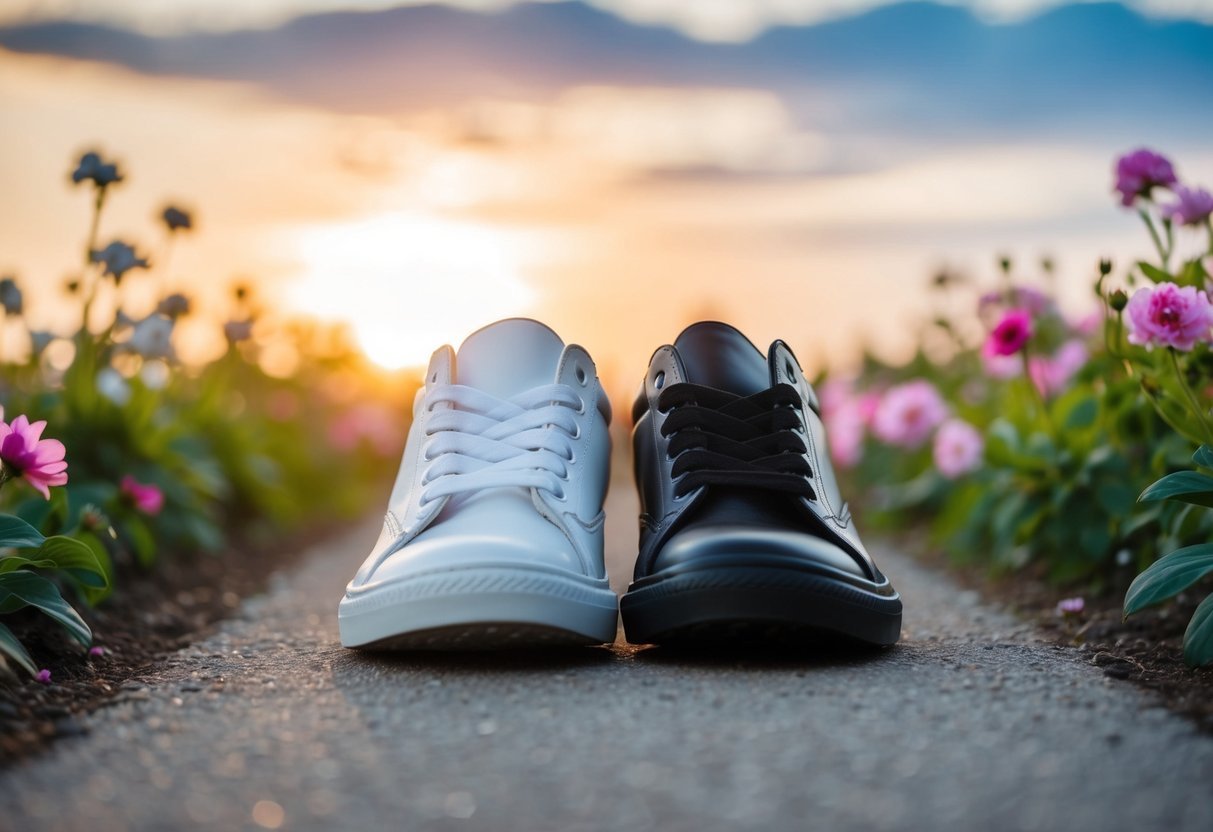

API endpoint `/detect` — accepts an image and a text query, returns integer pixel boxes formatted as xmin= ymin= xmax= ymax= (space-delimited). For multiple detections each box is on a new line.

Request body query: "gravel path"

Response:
xmin=2 ymin=481 xmax=1212 ymax=832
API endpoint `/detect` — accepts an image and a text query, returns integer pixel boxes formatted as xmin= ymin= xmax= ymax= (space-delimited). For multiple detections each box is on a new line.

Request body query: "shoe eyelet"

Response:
xmin=430 ymin=371 xmax=438 ymax=384
xmin=571 ymin=424 xmax=581 ymax=440
xmin=575 ymin=397 xmax=586 ymax=415
xmin=552 ymin=486 xmax=567 ymax=501
xmin=575 ymin=366 xmax=588 ymax=386
xmin=785 ymin=359 xmax=795 ymax=379
xmin=654 ymin=370 xmax=665 ymax=390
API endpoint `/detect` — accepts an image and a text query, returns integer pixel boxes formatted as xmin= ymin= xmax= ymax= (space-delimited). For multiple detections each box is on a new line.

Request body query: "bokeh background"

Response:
xmin=2 ymin=0 xmax=1212 ymax=391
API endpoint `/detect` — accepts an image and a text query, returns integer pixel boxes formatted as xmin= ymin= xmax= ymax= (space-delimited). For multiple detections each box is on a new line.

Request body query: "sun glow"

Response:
xmin=284 ymin=212 xmax=540 ymax=370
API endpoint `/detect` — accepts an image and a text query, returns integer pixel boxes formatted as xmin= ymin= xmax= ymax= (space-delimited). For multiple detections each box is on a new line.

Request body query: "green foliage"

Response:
xmin=837 ymin=150 xmax=1213 ymax=667
xmin=0 ymin=148 xmax=412 ymax=678
xmin=1124 ymin=446 xmax=1213 ymax=666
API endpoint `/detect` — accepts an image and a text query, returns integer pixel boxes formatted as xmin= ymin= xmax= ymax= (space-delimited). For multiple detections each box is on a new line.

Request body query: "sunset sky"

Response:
xmin=2 ymin=0 xmax=1212 ymax=390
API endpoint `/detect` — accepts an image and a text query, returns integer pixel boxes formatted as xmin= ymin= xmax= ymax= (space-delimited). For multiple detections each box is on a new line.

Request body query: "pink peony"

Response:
xmin=1114 ymin=148 xmax=1177 ymax=207
xmin=984 ymin=309 xmax=1034 ymax=357
xmin=1160 ymin=184 xmax=1213 ymax=227
xmin=121 ymin=475 xmax=164 ymax=515
xmin=1125 ymin=282 xmax=1213 ymax=351
xmin=872 ymin=380 xmax=948 ymax=449
xmin=933 ymin=418 xmax=984 ymax=479
xmin=0 ymin=415 xmax=68 ymax=499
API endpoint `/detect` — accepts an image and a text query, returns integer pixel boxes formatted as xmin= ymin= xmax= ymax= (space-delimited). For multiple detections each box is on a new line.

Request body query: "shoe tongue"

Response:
xmin=455 ymin=318 xmax=565 ymax=398
xmin=672 ymin=321 xmax=770 ymax=396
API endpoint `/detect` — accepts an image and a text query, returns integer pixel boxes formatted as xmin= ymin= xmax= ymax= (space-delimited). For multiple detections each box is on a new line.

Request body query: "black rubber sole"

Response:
xmin=620 ymin=564 xmax=902 ymax=647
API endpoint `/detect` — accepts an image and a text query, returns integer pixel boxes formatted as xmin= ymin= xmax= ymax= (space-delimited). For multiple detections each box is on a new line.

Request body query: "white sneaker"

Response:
xmin=338 ymin=318 xmax=618 ymax=649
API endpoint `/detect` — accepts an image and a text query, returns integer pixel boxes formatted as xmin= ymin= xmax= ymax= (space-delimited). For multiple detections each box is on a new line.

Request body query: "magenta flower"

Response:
xmin=0 ymin=415 xmax=68 ymax=499
xmin=35 ymin=668 xmax=52 ymax=684
xmin=121 ymin=475 xmax=164 ymax=515
xmin=88 ymin=646 xmax=106 ymax=658
xmin=872 ymin=380 xmax=948 ymax=449
xmin=1114 ymin=148 xmax=1177 ymax=206
xmin=1160 ymin=185 xmax=1213 ymax=227
xmin=1125 ymin=282 xmax=1213 ymax=351
xmin=1056 ymin=597 xmax=1085 ymax=616
xmin=984 ymin=309 xmax=1034 ymax=357
xmin=932 ymin=419 xmax=983 ymax=479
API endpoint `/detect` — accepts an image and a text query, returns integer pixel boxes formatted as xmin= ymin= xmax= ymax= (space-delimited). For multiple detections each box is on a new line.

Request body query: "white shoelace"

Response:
xmin=419 ymin=383 xmax=583 ymax=506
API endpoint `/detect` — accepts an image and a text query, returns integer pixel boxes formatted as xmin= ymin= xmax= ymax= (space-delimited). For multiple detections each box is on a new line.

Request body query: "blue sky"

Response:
xmin=2 ymin=0 xmax=1212 ymax=372
xmin=2 ymin=0 xmax=1212 ymax=38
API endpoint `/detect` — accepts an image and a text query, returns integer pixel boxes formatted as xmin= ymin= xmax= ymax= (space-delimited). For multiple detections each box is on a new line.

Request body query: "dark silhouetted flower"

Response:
xmin=161 ymin=205 xmax=193 ymax=233
xmin=90 ymin=241 xmax=149 ymax=282
xmin=156 ymin=293 xmax=192 ymax=319
xmin=0 ymin=277 xmax=22 ymax=315
xmin=224 ymin=319 xmax=254 ymax=343
xmin=71 ymin=151 xmax=122 ymax=187
xmin=1114 ymin=148 xmax=1177 ymax=207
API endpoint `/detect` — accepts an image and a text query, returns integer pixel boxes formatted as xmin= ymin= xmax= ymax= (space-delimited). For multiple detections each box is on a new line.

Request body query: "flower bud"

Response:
xmin=1099 ymin=258 xmax=1113 ymax=277
xmin=1109 ymin=289 xmax=1128 ymax=311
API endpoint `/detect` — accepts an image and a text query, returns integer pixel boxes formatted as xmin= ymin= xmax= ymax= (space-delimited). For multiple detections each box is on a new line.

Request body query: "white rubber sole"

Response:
xmin=338 ymin=565 xmax=619 ymax=650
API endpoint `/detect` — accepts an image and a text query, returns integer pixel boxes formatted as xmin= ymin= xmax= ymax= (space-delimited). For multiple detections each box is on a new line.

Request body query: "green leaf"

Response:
xmin=0 ymin=554 xmax=55 ymax=573
xmin=0 ymin=620 xmax=37 ymax=676
xmin=0 ymin=571 xmax=91 ymax=646
xmin=1096 ymin=482 xmax=1138 ymax=516
xmin=1124 ymin=544 xmax=1213 ymax=615
xmin=1062 ymin=397 xmax=1098 ymax=431
xmin=1138 ymin=261 xmax=1174 ymax=283
xmin=38 ymin=536 xmax=109 ymax=589
xmin=1194 ymin=445 xmax=1213 ymax=470
xmin=1183 ymin=592 xmax=1213 ymax=667
xmin=1139 ymin=471 xmax=1213 ymax=507
xmin=0 ymin=515 xmax=46 ymax=550
xmin=73 ymin=533 xmax=114 ymax=606
xmin=123 ymin=517 xmax=157 ymax=568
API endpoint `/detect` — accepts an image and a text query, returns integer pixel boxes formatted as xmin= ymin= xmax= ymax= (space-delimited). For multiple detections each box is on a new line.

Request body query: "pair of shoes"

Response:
xmin=338 ymin=318 xmax=901 ymax=650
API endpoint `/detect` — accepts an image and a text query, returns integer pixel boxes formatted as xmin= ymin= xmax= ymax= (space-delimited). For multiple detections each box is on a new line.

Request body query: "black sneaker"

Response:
xmin=620 ymin=322 xmax=902 ymax=647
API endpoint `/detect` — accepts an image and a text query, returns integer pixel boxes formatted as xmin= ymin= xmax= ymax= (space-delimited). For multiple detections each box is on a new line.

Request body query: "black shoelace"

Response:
xmin=657 ymin=382 xmax=816 ymax=500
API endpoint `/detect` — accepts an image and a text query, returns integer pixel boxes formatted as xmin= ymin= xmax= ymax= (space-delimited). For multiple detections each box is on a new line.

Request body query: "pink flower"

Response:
xmin=1114 ymin=148 xmax=1177 ymax=206
xmin=984 ymin=309 xmax=1034 ymax=357
xmin=1125 ymin=282 xmax=1213 ymax=351
xmin=872 ymin=380 xmax=948 ymax=448
xmin=981 ymin=350 xmax=1022 ymax=380
xmin=1070 ymin=311 xmax=1103 ymax=337
xmin=824 ymin=399 xmax=866 ymax=468
xmin=88 ymin=646 xmax=106 ymax=658
xmin=1029 ymin=340 xmax=1088 ymax=397
xmin=0 ymin=415 xmax=68 ymax=499
xmin=327 ymin=405 xmax=403 ymax=456
xmin=933 ymin=418 xmax=984 ymax=479
xmin=35 ymin=668 xmax=51 ymax=684
xmin=1160 ymin=184 xmax=1213 ymax=227
xmin=120 ymin=475 xmax=164 ymax=515
xmin=1056 ymin=597 xmax=1085 ymax=616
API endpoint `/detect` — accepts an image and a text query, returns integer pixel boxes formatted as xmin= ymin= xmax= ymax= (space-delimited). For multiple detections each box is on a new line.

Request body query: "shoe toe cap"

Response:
xmin=652 ymin=524 xmax=869 ymax=579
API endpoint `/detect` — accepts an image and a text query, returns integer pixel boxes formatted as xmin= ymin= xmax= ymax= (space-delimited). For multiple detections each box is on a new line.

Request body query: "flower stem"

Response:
xmin=1020 ymin=348 xmax=1055 ymax=436
xmin=80 ymin=185 xmax=109 ymax=336
xmin=1139 ymin=208 xmax=1169 ymax=270
xmin=1168 ymin=347 xmax=1213 ymax=446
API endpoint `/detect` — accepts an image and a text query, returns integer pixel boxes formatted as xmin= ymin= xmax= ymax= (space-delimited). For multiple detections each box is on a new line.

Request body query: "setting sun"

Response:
xmin=284 ymin=211 xmax=541 ymax=369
